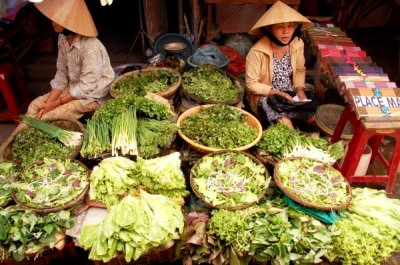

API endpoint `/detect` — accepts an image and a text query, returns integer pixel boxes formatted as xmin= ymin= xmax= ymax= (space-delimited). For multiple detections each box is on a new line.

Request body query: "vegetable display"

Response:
xmin=0 ymin=161 xmax=20 ymax=207
xmin=275 ymin=158 xmax=351 ymax=209
xmin=112 ymin=69 xmax=179 ymax=97
xmin=182 ymin=65 xmax=243 ymax=104
xmin=80 ymin=190 xmax=184 ymax=262
xmin=257 ymin=123 xmax=344 ymax=163
xmin=11 ymin=127 xmax=75 ymax=167
xmin=191 ymin=152 xmax=268 ymax=208
xmin=180 ymin=105 xmax=258 ymax=150
xmin=0 ymin=207 xmax=73 ymax=262
xmin=11 ymin=158 xmax=89 ymax=210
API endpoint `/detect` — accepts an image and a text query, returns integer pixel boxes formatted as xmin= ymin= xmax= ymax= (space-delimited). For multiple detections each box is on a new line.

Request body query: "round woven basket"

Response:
xmin=190 ymin=150 xmax=270 ymax=210
xmin=12 ymin=159 xmax=90 ymax=214
xmin=1 ymin=118 xmax=85 ymax=162
xmin=181 ymin=66 xmax=244 ymax=105
xmin=109 ymin=67 xmax=182 ymax=99
xmin=274 ymin=157 xmax=352 ymax=211
xmin=177 ymin=104 xmax=262 ymax=154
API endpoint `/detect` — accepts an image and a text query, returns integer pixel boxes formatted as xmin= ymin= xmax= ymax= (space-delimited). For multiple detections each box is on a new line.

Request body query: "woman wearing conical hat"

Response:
xmin=26 ymin=0 xmax=114 ymax=120
xmin=245 ymin=1 xmax=314 ymax=129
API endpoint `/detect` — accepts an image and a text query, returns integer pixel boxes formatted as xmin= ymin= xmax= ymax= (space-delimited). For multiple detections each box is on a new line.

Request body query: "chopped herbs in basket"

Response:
xmin=112 ymin=69 xmax=179 ymax=97
xmin=11 ymin=127 xmax=76 ymax=167
xmin=180 ymin=105 xmax=258 ymax=149
xmin=0 ymin=161 xmax=20 ymax=206
xmin=182 ymin=65 xmax=243 ymax=103
xmin=191 ymin=152 xmax=269 ymax=208
xmin=10 ymin=158 xmax=89 ymax=209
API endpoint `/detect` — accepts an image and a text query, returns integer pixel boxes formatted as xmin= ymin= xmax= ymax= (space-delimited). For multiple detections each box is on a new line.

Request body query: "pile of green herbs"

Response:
xmin=80 ymin=190 xmax=184 ymax=262
xmin=182 ymin=65 xmax=242 ymax=103
xmin=327 ymin=187 xmax=400 ymax=265
xmin=11 ymin=127 xmax=75 ymax=167
xmin=89 ymin=152 xmax=188 ymax=207
xmin=257 ymin=123 xmax=344 ymax=163
xmin=0 ymin=207 xmax=73 ymax=262
xmin=277 ymin=157 xmax=350 ymax=208
xmin=80 ymin=95 xmax=175 ymax=158
xmin=0 ymin=161 xmax=20 ymax=207
xmin=10 ymin=158 xmax=88 ymax=209
xmin=180 ymin=193 xmax=333 ymax=265
xmin=181 ymin=105 xmax=258 ymax=149
xmin=112 ymin=69 xmax=179 ymax=97
xmin=191 ymin=152 xmax=268 ymax=208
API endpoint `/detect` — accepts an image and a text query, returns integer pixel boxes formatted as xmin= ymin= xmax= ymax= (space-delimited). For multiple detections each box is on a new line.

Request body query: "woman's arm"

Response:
xmin=245 ymin=51 xmax=272 ymax=96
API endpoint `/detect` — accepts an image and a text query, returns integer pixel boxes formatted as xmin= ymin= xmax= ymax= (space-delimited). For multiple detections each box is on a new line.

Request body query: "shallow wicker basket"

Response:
xmin=190 ymin=150 xmax=270 ymax=210
xmin=177 ymin=104 xmax=262 ymax=154
xmin=109 ymin=67 xmax=182 ymax=99
xmin=181 ymin=66 xmax=244 ymax=105
xmin=0 ymin=118 xmax=85 ymax=163
xmin=12 ymin=159 xmax=90 ymax=214
xmin=274 ymin=157 xmax=352 ymax=211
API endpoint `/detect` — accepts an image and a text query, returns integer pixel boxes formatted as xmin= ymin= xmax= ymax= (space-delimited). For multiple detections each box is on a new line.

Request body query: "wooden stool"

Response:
xmin=0 ymin=63 xmax=30 ymax=121
xmin=331 ymin=104 xmax=400 ymax=193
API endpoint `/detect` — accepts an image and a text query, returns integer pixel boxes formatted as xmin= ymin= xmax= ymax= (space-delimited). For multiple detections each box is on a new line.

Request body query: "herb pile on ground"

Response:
xmin=112 ymin=69 xmax=179 ymax=97
xmin=0 ymin=208 xmax=73 ymax=262
xmin=0 ymin=161 xmax=20 ymax=206
xmin=182 ymin=65 xmax=242 ymax=104
xmin=276 ymin=157 xmax=350 ymax=208
xmin=11 ymin=127 xmax=75 ymax=167
xmin=11 ymin=158 xmax=88 ymax=209
xmin=180 ymin=105 xmax=258 ymax=149
xmin=191 ymin=152 xmax=268 ymax=208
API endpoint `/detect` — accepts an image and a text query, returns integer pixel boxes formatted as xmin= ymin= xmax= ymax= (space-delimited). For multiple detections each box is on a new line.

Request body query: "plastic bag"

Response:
xmin=191 ymin=44 xmax=229 ymax=68
xmin=283 ymin=195 xmax=340 ymax=224
xmin=225 ymin=34 xmax=253 ymax=57
xmin=267 ymin=90 xmax=318 ymax=113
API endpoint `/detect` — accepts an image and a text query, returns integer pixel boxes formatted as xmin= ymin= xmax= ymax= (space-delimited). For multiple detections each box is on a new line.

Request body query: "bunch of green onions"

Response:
xmin=21 ymin=115 xmax=83 ymax=148
xmin=111 ymin=106 xmax=138 ymax=156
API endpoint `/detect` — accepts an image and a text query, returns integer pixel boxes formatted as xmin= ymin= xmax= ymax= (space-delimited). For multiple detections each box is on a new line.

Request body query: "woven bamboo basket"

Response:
xmin=109 ymin=67 xmax=182 ymax=99
xmin=12 ymin=159 xmax=89 ymax=214
xmin=0 ymin=118 xmax=85 ymax=163
xmin=177 ymin=104 xmax=262 ymax=154
xmin=181 ymin=65 xmax=244 ymax=105
xmin=190 ymin=150 xmax=270 ymax=210
xmin=274 ymin=157 xmax=352 ymax=211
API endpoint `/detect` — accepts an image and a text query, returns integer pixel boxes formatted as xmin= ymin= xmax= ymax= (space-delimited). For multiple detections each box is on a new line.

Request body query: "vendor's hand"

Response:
xmin=36 ymin=100 xmax=60 ymax=118
xmin=276 ymin=90 xmax=294 ymax=103
xmin=296 ymin=89 xmax=307 ymax=101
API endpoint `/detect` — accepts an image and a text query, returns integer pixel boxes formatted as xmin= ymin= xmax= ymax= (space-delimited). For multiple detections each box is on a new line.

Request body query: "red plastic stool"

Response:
xmin=331 ymin=104 xmax=400 ymax=194
xmin=0 ymin=63 xmax=30 ymax=122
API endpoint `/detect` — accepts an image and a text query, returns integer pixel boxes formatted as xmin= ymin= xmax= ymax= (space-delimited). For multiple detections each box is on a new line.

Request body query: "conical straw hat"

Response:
xmin=249 ymin=1 xmax=313 ymax=35
xmin=35 ymin=0 xmax=98 ymax=37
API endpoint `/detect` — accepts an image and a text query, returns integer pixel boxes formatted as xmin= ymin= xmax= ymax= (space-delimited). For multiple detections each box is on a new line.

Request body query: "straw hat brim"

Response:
xmin=35 ymin=0 xmax=98 ymax=37
xmin=249 ymin=0 xmax=314 ymax=35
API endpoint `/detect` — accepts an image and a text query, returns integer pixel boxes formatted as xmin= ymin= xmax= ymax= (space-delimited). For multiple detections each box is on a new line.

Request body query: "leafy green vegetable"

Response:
xmin=0 ymin=161 xmax=20 ymax=206
xmin=80 ymin=190 xmax=184 ymax=262
xmin=182 ymin=65 xmax=243 ymax=104
xmin=191 ymin=152 xmax=268 ymax=208
xmin=11 ymin=158 xmax=88 ymax=209
xmin=181 ymin=105 xmax=258 ymax=149
xmin=0 ymin=207 xmax=73 ymax=262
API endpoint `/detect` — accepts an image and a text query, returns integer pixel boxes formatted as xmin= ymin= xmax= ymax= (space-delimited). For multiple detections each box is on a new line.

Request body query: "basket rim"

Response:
xmin=189 ymin=150 xmax=270 ymax=210
xmin=12 ymin=158 xmax=90 ymax=213
xmin=109 ymin=67 xmax=182 ymax=98
xmin=273 ymin=157 xmax=352 ymax=211
xmin=177 ymin=104 xmax=262 ymax=154
xmin=181 ymin=66 xmax=243 ymax=105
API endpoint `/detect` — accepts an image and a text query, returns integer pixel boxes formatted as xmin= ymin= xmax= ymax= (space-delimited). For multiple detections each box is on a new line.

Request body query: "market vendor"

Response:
xmin=28 ymin=0 xmax=115 ymax=120
xmin=245 ymin=1 xmax=315 ymax=129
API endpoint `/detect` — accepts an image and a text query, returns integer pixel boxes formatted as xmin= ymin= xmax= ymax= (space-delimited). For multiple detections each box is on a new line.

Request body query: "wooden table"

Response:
xmin=204 ymin=0 xmax=300 ymax=43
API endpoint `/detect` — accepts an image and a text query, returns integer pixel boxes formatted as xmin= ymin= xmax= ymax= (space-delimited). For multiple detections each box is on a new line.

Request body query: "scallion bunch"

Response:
xmin=21 ymin=115 xmax=83 ymax=148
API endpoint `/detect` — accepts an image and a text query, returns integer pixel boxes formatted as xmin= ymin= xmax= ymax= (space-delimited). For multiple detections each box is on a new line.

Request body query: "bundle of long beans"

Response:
xmin=21 ymin=115 xmax=82 ymax=148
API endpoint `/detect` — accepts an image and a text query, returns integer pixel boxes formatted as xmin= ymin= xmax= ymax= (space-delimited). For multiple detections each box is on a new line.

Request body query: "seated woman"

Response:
xmin=245 ymin=1 xmax=315 ymax=129
xmin=0 ymin=0 xmax=114 ymax=151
